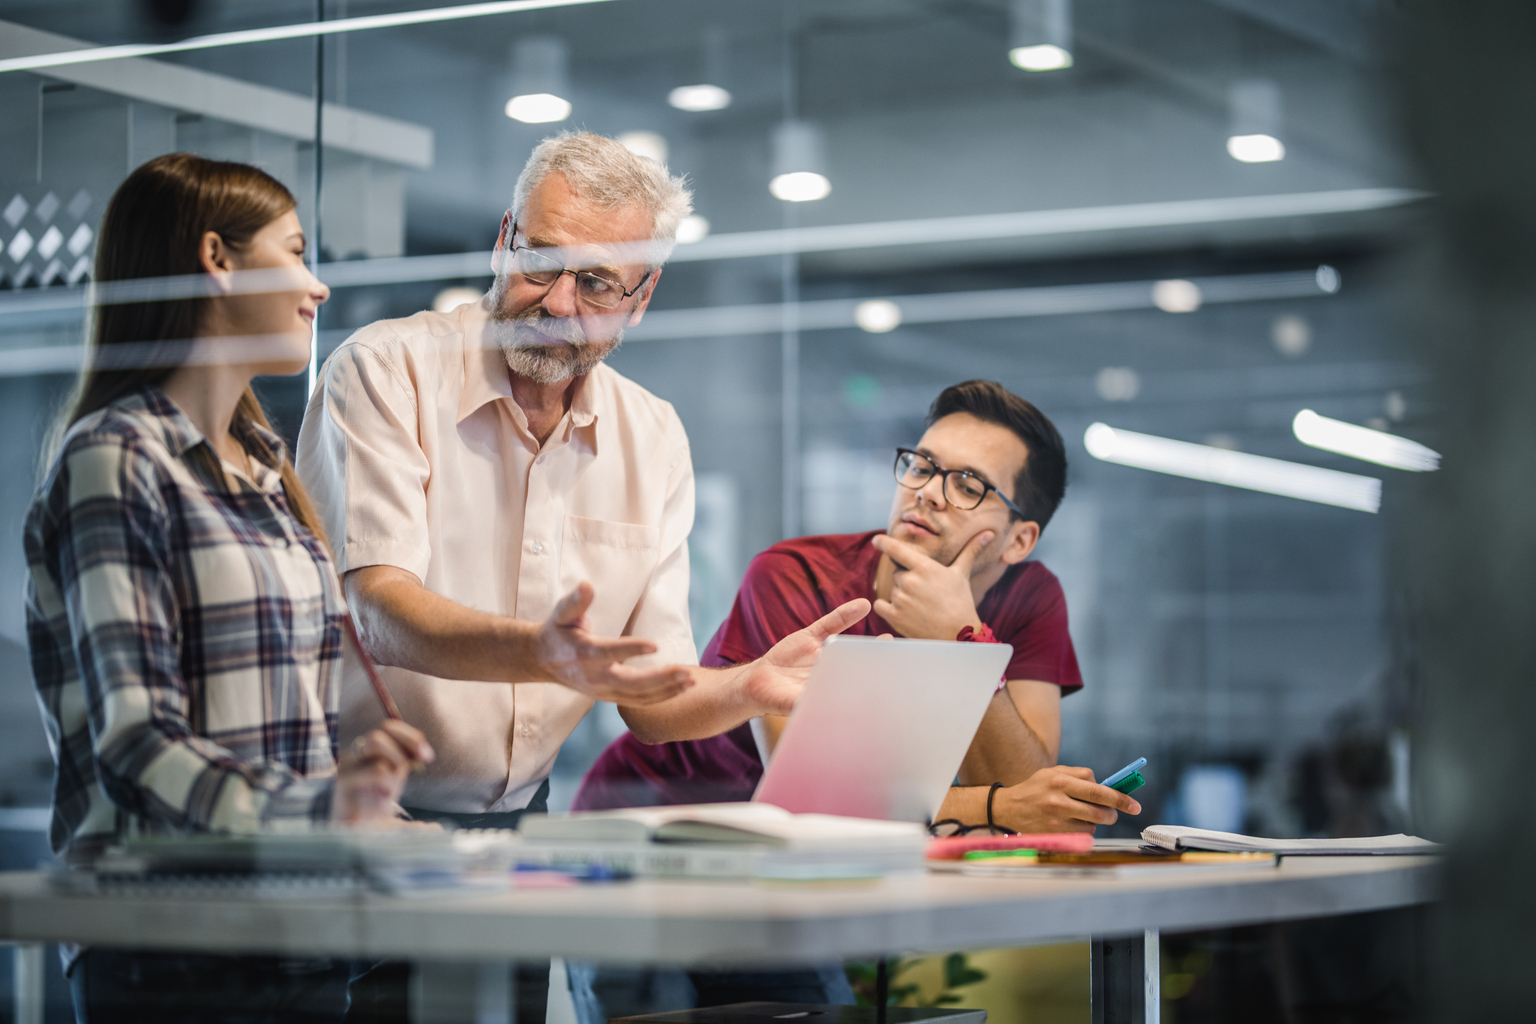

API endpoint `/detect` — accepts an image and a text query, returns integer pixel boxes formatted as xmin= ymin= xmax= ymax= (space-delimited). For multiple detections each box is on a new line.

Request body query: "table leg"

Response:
xmin=12 ymin=943 xmax=44 ymax=1024
xmin=875 ymin=958 xmax=888 ymax=1024
xmin=411 ymin=960 xmax=514 ymax=1024
xmin=1090 ymin=930 xmax=1160 ymax=1024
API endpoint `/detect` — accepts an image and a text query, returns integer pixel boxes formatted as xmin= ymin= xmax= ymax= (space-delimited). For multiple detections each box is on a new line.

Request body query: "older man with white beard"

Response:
xmin=296 ymin=132 xmax=865 ymax=835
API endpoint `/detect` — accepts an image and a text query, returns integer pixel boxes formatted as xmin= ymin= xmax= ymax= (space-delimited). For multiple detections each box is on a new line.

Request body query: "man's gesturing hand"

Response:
xmin=871 ymin=532 xmax=993 ymax=640
xmin=742 ymin=598 xmax=872 ymax=716
xmin=534 ymin=582 xmax=694 ymax=705
xmin=990 ymin=765 xmax=1142 ymax=834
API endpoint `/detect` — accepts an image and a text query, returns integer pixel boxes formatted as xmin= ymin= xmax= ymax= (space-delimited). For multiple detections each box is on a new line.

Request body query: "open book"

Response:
xmin=519 ymin=802 xmax=925 ymax=848
xmin=1142 ymin=825 xmax=1441 ymax=855
xmin=516 ymin=804 xmax=927 ymax=879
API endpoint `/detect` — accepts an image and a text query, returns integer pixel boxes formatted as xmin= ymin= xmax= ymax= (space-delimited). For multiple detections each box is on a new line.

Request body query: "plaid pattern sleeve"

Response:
xmin=26 ymin=389 xmax=346 ymax=863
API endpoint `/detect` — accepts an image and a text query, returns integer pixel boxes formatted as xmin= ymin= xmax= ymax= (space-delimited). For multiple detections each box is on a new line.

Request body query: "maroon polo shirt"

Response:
xmin=571 ymin=530 xmax=1082 ymax=810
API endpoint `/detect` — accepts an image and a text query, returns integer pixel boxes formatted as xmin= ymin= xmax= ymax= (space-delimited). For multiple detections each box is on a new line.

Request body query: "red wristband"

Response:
xmin=956 ymin=623 xmax=998 ymax=643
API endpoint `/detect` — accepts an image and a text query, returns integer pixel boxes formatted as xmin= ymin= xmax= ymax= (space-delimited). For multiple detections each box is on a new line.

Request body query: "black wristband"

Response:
xmin=986 ymin=782 xmax=1004 ymax=830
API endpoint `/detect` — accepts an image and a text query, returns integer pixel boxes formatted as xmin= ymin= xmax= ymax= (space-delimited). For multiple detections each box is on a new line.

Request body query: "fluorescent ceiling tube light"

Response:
xmin=669 ymin=84 xmax=731 ymax=111
xmin=0 ymin=0 xmax=617 ymax=75
xmin=1085 ymin=422 xmax=1382 ymax=512
xmin=1292 ymin=410 xmax=1440 ymax=472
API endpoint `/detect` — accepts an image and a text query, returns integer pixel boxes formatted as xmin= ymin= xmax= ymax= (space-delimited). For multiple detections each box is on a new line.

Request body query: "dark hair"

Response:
xmin=51 ymin=153 xmax=327 ymax=543
xmin=926 ymin=380 xmax=1067 ymax=530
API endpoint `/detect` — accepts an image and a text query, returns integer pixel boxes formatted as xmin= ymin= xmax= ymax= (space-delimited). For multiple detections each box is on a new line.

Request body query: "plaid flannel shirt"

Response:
xmin=26 ymin=388 xmax=347 ymax=863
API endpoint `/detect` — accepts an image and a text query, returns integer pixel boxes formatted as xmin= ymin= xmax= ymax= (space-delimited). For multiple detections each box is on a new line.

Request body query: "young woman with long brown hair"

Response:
xmin=25 ymin=153 xmax=432 ymax=1023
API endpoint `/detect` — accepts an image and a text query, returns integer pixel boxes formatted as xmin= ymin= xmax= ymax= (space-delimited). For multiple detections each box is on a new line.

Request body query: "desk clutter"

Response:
xmin=54 ymin=826 xmax=525 ymax=897
xmin=48 ymin=812 xmax=1441 ymax=897
xmin=50 ymin=804 xmax=931 ymax=895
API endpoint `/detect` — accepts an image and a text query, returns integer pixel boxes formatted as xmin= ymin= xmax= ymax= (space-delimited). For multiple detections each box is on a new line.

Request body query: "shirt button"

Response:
xmin=521 ymin=724 xmax=531 ymax=738
xmin=530 ymin=541 xmax=543 ymax=554
xmin=535 ymin=454 xmax=545 ymax=465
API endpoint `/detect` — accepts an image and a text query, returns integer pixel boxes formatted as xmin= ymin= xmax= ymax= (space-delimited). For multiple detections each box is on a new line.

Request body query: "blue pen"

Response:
xmin=1101 ymin=757 xmax=1148 ymax=793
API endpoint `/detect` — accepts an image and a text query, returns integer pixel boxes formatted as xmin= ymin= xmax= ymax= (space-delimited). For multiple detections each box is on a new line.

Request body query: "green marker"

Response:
xmin=962 ymin=849 xmax=1039 ymax=861
xmin=1101 ymin=757 xmax=1148 ymax=795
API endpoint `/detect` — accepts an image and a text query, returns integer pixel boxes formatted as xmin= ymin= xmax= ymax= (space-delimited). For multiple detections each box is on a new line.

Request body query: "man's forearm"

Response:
xmin=956 ymin=688 xmax=1056 ymax=786
xmin=935 ymin=785 xmax=990 ymax=826
xmin=347 ymin=568 xmax=545 ymax=682
xmin=619 ymin=663 xmax=758 ymax=743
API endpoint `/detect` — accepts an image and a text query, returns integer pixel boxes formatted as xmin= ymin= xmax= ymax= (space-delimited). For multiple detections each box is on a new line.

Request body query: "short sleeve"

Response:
xmin=984 ymin=563 xmax=1083 ymax=692
xmin=297 ymin=337 xmax=433 ymax=581
xmin=704 ymin=547 xmax=830 ymax=668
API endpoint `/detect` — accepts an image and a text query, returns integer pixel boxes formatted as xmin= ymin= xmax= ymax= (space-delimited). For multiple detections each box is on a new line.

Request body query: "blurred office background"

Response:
xmin=0 ymin=0 xmax=1431 ymax=1018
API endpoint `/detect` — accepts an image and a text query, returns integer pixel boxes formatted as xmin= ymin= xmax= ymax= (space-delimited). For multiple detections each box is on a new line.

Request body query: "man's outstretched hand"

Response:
xmin=534 ymin=582 xmax=695 ymax=705
xmin=742 ymin=598 xmax=872 ymax=715
xmin=871 ymin=531 xmax=993 ymax=640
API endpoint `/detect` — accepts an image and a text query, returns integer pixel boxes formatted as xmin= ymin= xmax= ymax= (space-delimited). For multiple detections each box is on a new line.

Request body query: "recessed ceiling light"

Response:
xmin=1009 ymin=44 xmax=1072 ymax=71
xmin=505 ymin=93 xmax=570 ymax=123
xmin=854 ymin=299 xmax=902 ymax=332
xmin=1227 ymin=134 xmax=1285 ymax=163
xmin=769 ymin=172 xmax=831 ymax=203
xmin=668 ymin=84 xmax=731 ymax=112
xmin=1151 ymin=279 xmax=1201 ymax=313
xmin=675 ymin=215 xmax=710 ymax=244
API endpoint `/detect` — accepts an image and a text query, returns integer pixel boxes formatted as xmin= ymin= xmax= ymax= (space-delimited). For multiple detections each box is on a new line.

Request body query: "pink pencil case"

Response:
xmin=926 ymin=832 xmax=1095 ymax=860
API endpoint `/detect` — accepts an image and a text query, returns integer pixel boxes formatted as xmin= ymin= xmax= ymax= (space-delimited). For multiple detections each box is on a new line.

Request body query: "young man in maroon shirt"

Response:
xmin=573 ymin=379 xmax=1138 ymax=835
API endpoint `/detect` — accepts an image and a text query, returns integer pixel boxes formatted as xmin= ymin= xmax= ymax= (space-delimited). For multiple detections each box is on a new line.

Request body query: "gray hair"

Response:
xmin=511 ymin=131 xmax=693 ymax=268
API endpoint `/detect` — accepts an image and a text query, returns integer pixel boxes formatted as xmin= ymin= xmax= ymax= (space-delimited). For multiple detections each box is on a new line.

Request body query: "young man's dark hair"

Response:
xmin=926 ymin=379 xmax=1068 ymax=529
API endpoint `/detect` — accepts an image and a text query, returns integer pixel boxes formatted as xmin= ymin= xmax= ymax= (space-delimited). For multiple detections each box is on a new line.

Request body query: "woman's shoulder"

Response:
xmin=46 ymin=393 xmax=183 ymax=496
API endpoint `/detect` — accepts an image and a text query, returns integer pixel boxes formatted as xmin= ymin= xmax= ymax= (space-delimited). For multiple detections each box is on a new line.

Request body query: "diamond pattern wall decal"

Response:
xmin=67 ymin=189 xmax=92 ymax=221
xmin=3 ymin=195 xmax=26 ymax=229
xmin=8 ymin=228 xmax=33 ymax=262
xmin=34 ymin=191 xmax=60 ymax=224
xmin=67 ymin=256 xmax=90 ymax=285
xmin=37 ymin=225 xmax=63 ymax=261
xmin=66 ymin=224 xmax=93 ymax=257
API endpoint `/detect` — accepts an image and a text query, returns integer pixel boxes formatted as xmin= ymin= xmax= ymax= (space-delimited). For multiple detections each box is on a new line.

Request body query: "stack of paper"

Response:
xmin=1142 ymin=825 xmax=1442 ymax=855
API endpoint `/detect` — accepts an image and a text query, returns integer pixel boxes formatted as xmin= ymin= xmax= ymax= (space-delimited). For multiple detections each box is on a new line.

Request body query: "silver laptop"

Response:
xmin=752 ymin=635 xmax=1013 ymax=823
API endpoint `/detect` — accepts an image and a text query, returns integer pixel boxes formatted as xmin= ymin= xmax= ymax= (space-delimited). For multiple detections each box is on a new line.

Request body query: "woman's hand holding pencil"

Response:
xmin=333 ymin=610 xmax=436 ymax=826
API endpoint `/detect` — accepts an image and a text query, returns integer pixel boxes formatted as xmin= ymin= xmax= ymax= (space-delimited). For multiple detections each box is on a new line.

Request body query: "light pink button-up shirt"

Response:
xmin=297 ymin=299 xmax=697 ymax=813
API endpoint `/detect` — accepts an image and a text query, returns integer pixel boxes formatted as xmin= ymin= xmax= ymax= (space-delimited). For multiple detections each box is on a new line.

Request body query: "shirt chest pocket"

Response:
xmin=558 ymin=515 xmax=661 ymax=637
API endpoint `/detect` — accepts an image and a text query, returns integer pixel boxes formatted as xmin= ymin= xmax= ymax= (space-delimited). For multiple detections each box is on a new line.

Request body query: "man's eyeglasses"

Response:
xmin=893 ymin=448 xmax=1025 ymax=518
xmin=507 ymin=226 xmax=652 ymax=310
xmin=929 ymin=819 xmax=1017 ymax=838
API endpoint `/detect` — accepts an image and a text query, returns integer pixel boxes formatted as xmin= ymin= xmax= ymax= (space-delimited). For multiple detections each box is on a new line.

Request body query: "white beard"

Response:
xmin=486 ymin=275 xmax=623 ymax=383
